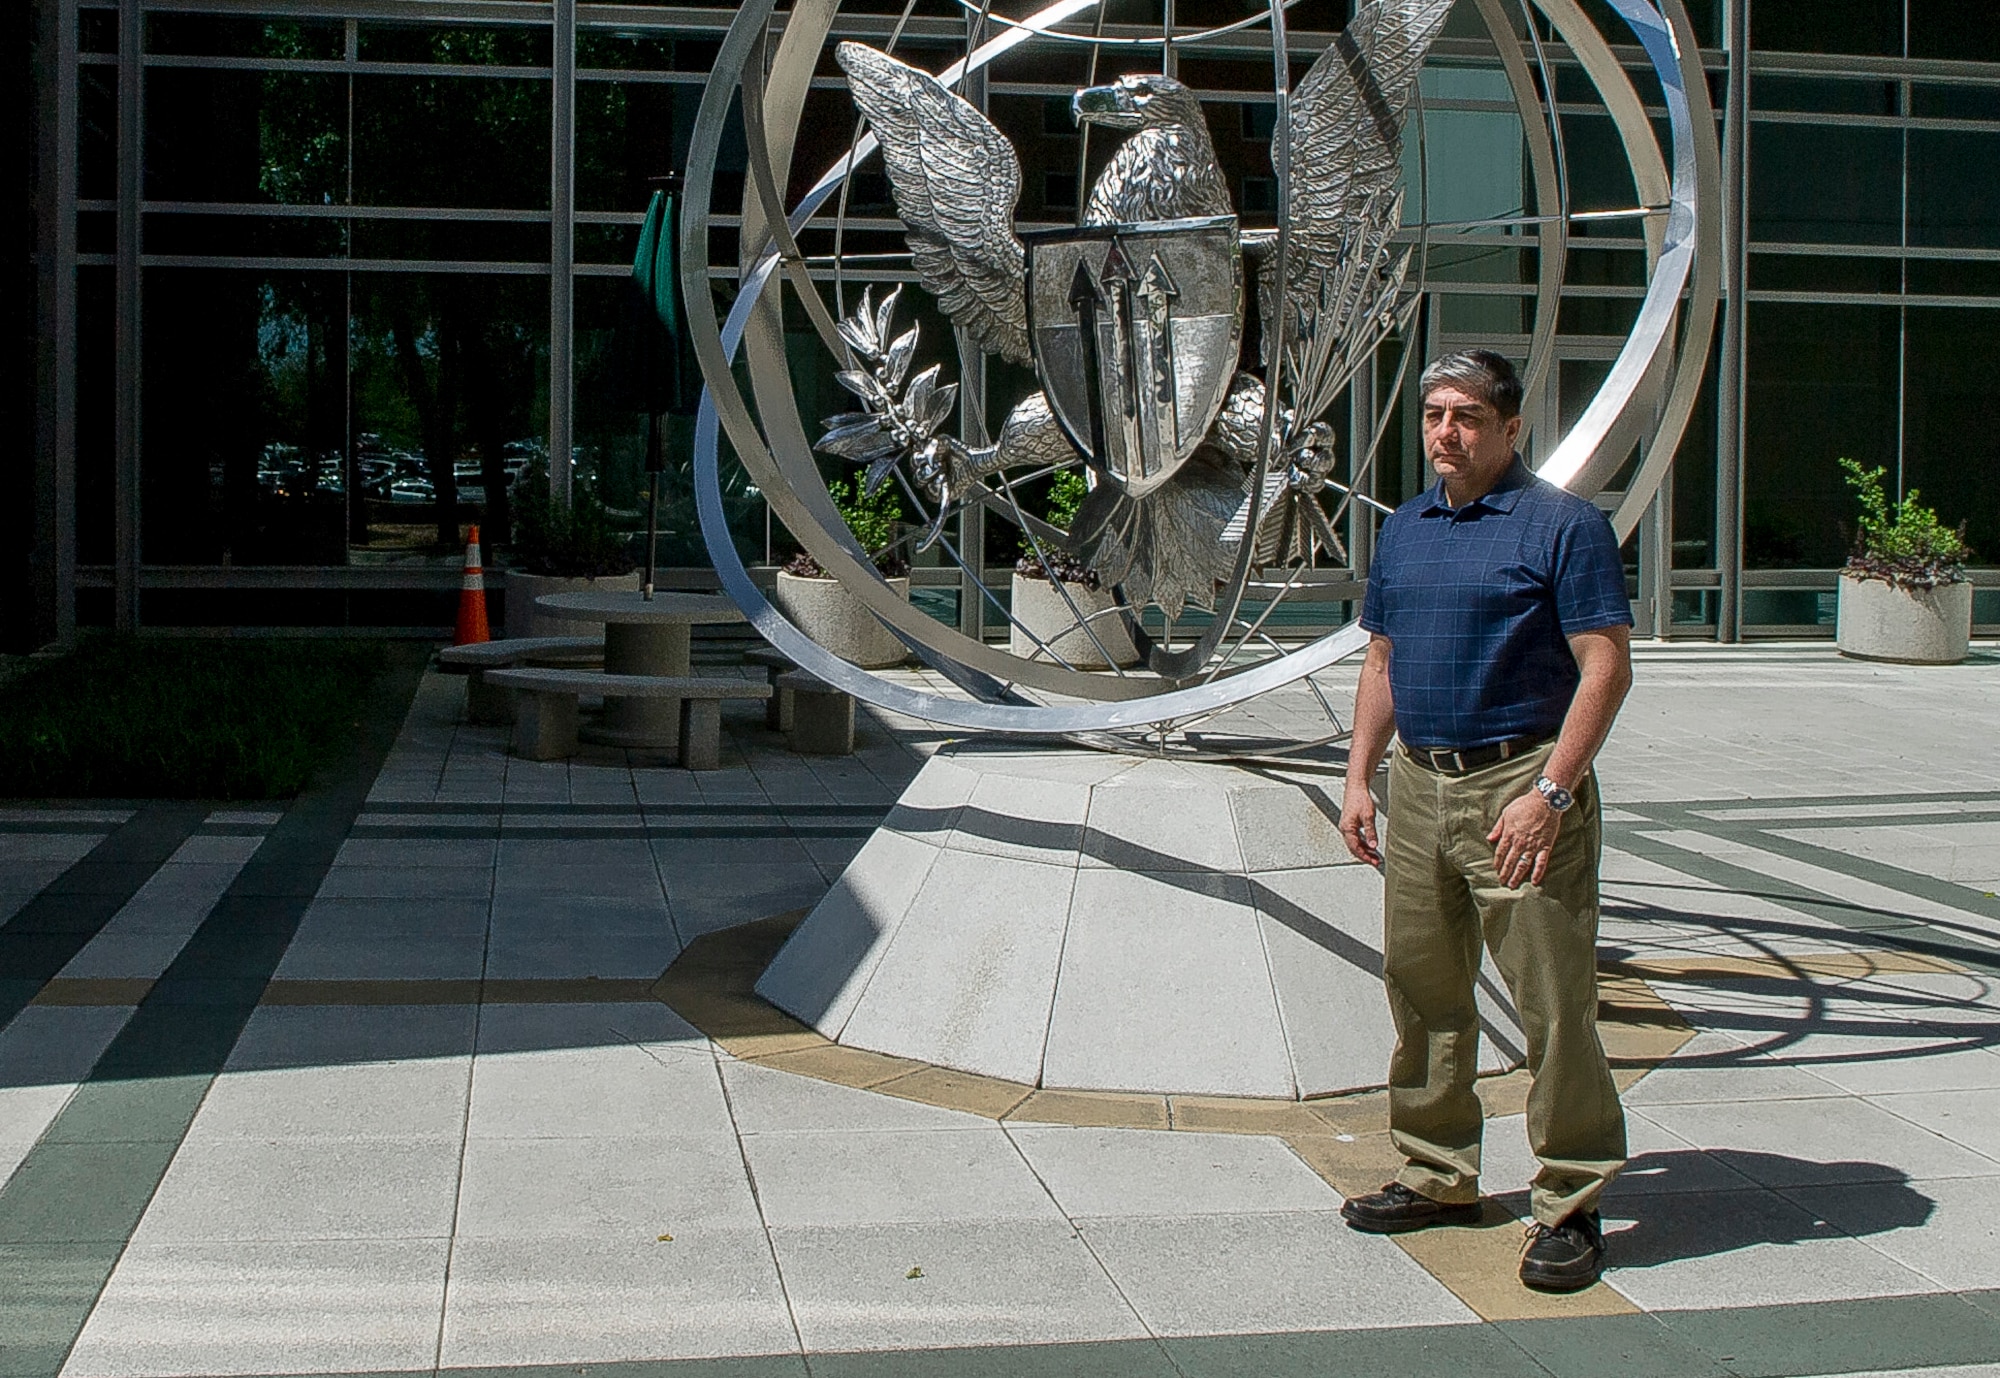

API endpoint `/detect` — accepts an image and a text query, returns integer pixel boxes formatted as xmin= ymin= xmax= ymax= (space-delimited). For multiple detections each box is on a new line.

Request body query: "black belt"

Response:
xmin=1402 ymin=734 xmax=1553 ymax=775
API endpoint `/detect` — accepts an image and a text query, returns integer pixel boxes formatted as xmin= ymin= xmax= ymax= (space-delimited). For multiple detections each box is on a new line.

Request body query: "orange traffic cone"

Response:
xmin=454 ymin=524 xmax=491 ymax=646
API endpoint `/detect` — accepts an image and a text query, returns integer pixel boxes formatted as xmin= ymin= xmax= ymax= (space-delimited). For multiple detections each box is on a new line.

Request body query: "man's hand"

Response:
xmin=1488 ymin=790 xmax=1560 ymax=888
xmin=1340 ymin=780 xmax=1383 ymax=869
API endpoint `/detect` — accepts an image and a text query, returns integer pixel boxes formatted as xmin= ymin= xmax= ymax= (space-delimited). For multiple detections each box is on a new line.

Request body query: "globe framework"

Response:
xmin=680 ymin=0 xmax=1720 ymax=744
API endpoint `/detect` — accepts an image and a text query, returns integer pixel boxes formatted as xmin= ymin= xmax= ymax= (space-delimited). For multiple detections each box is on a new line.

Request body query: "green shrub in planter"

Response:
xmin=783 ymin=476 xmax=909 ymax=579
xmin=1838 ymin=457 xmax=1971 ymax=590
xmin=505 ymin=461 xmax=636 ymax=578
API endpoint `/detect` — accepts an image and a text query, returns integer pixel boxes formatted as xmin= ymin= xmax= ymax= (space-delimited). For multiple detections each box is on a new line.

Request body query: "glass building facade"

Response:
xmin=17 ymin=0 xmax=2000 ymax=647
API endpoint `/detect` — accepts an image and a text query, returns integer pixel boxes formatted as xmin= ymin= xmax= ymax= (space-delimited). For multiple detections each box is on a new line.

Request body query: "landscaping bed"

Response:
xmin=0 ymin=636 xmax=388 ymax=800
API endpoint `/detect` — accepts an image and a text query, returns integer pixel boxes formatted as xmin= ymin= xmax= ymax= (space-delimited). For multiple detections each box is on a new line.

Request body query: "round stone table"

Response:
xmin=535 ymin=590 xmax=747 ymax=752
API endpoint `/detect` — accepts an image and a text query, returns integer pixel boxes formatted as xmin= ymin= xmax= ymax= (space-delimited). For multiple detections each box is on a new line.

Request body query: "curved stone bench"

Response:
xmin=483 ymin=667 xmax=770 ymax=768
xmin=437 ymin=637 xmax=605 ymax=725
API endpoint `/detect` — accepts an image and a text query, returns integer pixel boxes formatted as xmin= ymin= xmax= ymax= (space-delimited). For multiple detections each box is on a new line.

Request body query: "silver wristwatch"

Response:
xmin=1533 ymin=776 xmax=1575 ymax=813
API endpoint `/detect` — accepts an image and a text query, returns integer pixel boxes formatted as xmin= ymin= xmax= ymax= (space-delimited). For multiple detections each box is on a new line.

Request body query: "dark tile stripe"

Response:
xmin=0 ymin=645 xmax=427 ymax=1378
xmin=35 ymin=1291 xmax=1989 ymax=1378
xmin=0 ymin=803 xmax=208 ymax=1032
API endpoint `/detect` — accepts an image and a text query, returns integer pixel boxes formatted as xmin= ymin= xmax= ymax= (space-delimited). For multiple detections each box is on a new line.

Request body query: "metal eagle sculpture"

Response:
xmin=817 ymin=0 xmax=1453 ymax=621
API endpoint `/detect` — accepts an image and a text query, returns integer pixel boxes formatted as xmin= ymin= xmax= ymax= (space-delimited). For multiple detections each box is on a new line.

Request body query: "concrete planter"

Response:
xmin=502 ymin=570 xmax=640 ymax=639
xmin=1009 ymin=572 xmax=1140 ymax=669
xmin=1836 ymin=572 xmax=1972 ymax=665
xmin=773 ymin=570 xmax=911 ymax=668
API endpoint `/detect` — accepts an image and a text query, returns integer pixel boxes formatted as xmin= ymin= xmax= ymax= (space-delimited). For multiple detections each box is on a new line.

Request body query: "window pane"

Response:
xmin=141 ymin=269 xmax=350 ymax=565
xmin=349 ymin=273 xmax=548 ymax=554
xmin=146 ymin=15 xmax=343 ymax=60
xmin=1909 ymin=2 xmax=2000 ymax=64
xmin=77 ymin=267 xmax=115 ymax=566
xmin=147 ymin=69 xmax=347 ymax=205
xmin=577 ymin=79 xmax=687 ymax=214
xmin=1672 ymin=334 xmax=1721 ymax=570
xmin=1753 ymin=77 xmax=1898 ymax=117
xmin=1753 ymin=0 xmax=1904 ymax=56
xmin=1750 ymin=123 xmax=1901 ymax=246
xmin=353 ymin=74 xmax=550 ymax=209
xmin=1744 ymin=302 xmax=1899 ymax=568
xmin=1909 ymin=130 xmax=2000 ymax=251
xmin=356 ymin=25 xmax=550 ymax=67
xmin=1903 ymin=307 xmax=2000 ymax=565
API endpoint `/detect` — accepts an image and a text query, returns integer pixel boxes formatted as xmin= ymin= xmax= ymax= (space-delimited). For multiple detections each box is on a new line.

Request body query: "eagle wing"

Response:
xmin=1284 ymin=0 xmax=1452 ymax=317
xmin=1250 ymin=0 xmax=1450 ymax=415
xmin=836 ymin=42 xmax=1031 ymax=366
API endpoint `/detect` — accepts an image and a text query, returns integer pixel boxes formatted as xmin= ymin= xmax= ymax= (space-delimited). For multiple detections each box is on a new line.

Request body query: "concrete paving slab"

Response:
xmin=455 ymin=1133 xmax=762 ymax=1240
xmin=1078 ymin=1210 xmax=1476 ymax=1334
xmin=184 ymin=1059 xmax=471 ymax=1144
xmin=62 ymin=1237 xmax=450 ymax=1378
xmin=740 ymin=1127 xmax=1063 ymax=1227
xmin=438 ymin=1231 xmax=797 ymax=1368
xmin=1042 ymin=870 xmax=1291 ymax=1098
xmin=130 ymin=1137 xmax=463 ymax=1242
xmin=468 ymin=1044 xmax=732 ymax=1140
xmin=335 ymin=836 xmax=499 ymax=868
xmin=483 ymin=929 xmax=682 ymax=980
xmin=1790 ymin=1174 xmax=2000 ymax=1293
xmin=1604 ymin=1187 xmax=1942 ymax=1311
xmin=1870 ymin=1088 xmax=2000 ymax=1161
xmin=770 ymin=1219 xmax=1147 ymax=1354
xmin=0 ymin=1006 xmax=137 ymax=1086
xmin=836 ymin=849 xmax=1073 ymax=1085
xmin=1081 ymin=769 xmax=1244 ymax=873
xmin=490 ymin=864 xmax=666 ymax=902
xmin=273 ymin=929 xmax=489 ymax=981
xmin=1007 ymin=1126 xmax=1341 ymax=1219
xmin=224 ymin=1002 xmax=477 ymax=1071
xmin=316 ymin=865 xmax=496 ymax=900
xmin=472 ymin=1001 xmax=704 ymax=1056
xmin=756 ymin=829 xmax=944 ymax=1038
xmin=1635 ymin=1096 xmax=2000 ymax=1187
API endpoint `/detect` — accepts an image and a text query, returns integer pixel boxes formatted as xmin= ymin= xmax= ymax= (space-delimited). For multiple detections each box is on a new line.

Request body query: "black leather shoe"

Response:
xmin=1519 ymin=1210 xmax=1606 ymax=1291
xmin=1340 ymin=1182 xmax=1483 ymax=1234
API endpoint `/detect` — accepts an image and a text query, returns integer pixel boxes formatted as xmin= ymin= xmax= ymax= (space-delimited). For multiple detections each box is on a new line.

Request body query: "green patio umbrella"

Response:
xmin=618 ymin=180 xmax=686 ymax=599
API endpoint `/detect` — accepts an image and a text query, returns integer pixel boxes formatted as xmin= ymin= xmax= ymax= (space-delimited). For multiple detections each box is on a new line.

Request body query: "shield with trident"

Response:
xmin=1025 ymin=215 xmax=1243 ymax=498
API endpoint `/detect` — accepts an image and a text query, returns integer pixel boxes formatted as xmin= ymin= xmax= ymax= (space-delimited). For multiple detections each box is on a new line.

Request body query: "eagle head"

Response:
xmin=1071 ymin=74 xmax=1203 ymax=133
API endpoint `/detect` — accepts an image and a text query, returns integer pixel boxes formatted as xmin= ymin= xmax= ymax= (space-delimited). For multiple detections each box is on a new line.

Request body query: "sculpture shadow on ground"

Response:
xmin=1496 ymin=1148 xmax=1935 ymax=1270
xmin=1597 ymin=898 xmax=2000 ymax=1069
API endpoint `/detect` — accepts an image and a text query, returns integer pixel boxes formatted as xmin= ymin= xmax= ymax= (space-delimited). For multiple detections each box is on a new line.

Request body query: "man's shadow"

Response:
xmin=1497 ymin=1149 xmax=1934 ymax=1269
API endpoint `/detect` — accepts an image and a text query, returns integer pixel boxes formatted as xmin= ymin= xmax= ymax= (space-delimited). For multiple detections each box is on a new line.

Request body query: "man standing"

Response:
xmin=1336 ymin=349 xmax=1634 ymax=1293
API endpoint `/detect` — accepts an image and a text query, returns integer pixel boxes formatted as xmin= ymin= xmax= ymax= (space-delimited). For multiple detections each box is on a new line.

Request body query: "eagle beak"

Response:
xmin=1072 ymin=84 xmax=1141 ymax=129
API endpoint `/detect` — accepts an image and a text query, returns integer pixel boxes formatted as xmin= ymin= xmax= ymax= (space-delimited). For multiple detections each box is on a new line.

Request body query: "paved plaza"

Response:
xmin=4 ymin=642 xmax=2000 ymax=1378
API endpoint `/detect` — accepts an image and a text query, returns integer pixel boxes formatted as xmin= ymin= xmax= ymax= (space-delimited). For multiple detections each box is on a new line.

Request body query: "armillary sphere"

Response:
xmin=682 ymin=0 xmax=1720 ymax=752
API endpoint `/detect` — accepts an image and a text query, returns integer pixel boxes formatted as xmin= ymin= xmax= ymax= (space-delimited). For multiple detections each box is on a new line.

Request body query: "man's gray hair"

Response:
xmin=1418 ymin=349 xmax=1525 ymax=420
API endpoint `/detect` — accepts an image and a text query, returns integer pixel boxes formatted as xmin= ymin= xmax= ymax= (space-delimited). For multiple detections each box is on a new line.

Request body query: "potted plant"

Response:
xmin=1009 ymin=469 xmax=1139 ymax=669
xmin=500 ymin=461 xmax=640 ymax=638
xmin=773 ymin=476 xmax=913 ymax=669
xmin=1834 ymin=457 xmax=1974 ymax=665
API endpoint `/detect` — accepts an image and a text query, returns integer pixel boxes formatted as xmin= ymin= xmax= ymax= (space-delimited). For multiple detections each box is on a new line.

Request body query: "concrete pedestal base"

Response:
xmin=757 ymin=744 xmax=1527 ymax=1099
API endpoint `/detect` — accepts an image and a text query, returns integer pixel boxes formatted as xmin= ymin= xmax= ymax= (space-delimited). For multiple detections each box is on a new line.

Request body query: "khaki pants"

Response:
xmin=1382 ymin=743 xmax=1625 ymax=1226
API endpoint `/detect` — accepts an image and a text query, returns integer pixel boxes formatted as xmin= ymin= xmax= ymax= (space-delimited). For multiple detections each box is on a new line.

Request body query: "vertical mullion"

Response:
xmin=1715 ymin=0 xmax=1749 ymax=643
xmin=957 ymin=15 xmax=989 ymax=643
xmin=34 ymin=0 xmax=81 ymax=648
xmin=114 ymin=0 xmax=142 ymax=631
xmin=549 ymin=0 xmax=575 ymax=507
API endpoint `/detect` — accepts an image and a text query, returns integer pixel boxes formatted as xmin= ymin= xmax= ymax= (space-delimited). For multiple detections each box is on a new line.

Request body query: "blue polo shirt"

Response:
xmin=1359 ymin=457 xmax=1631 ymax=750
